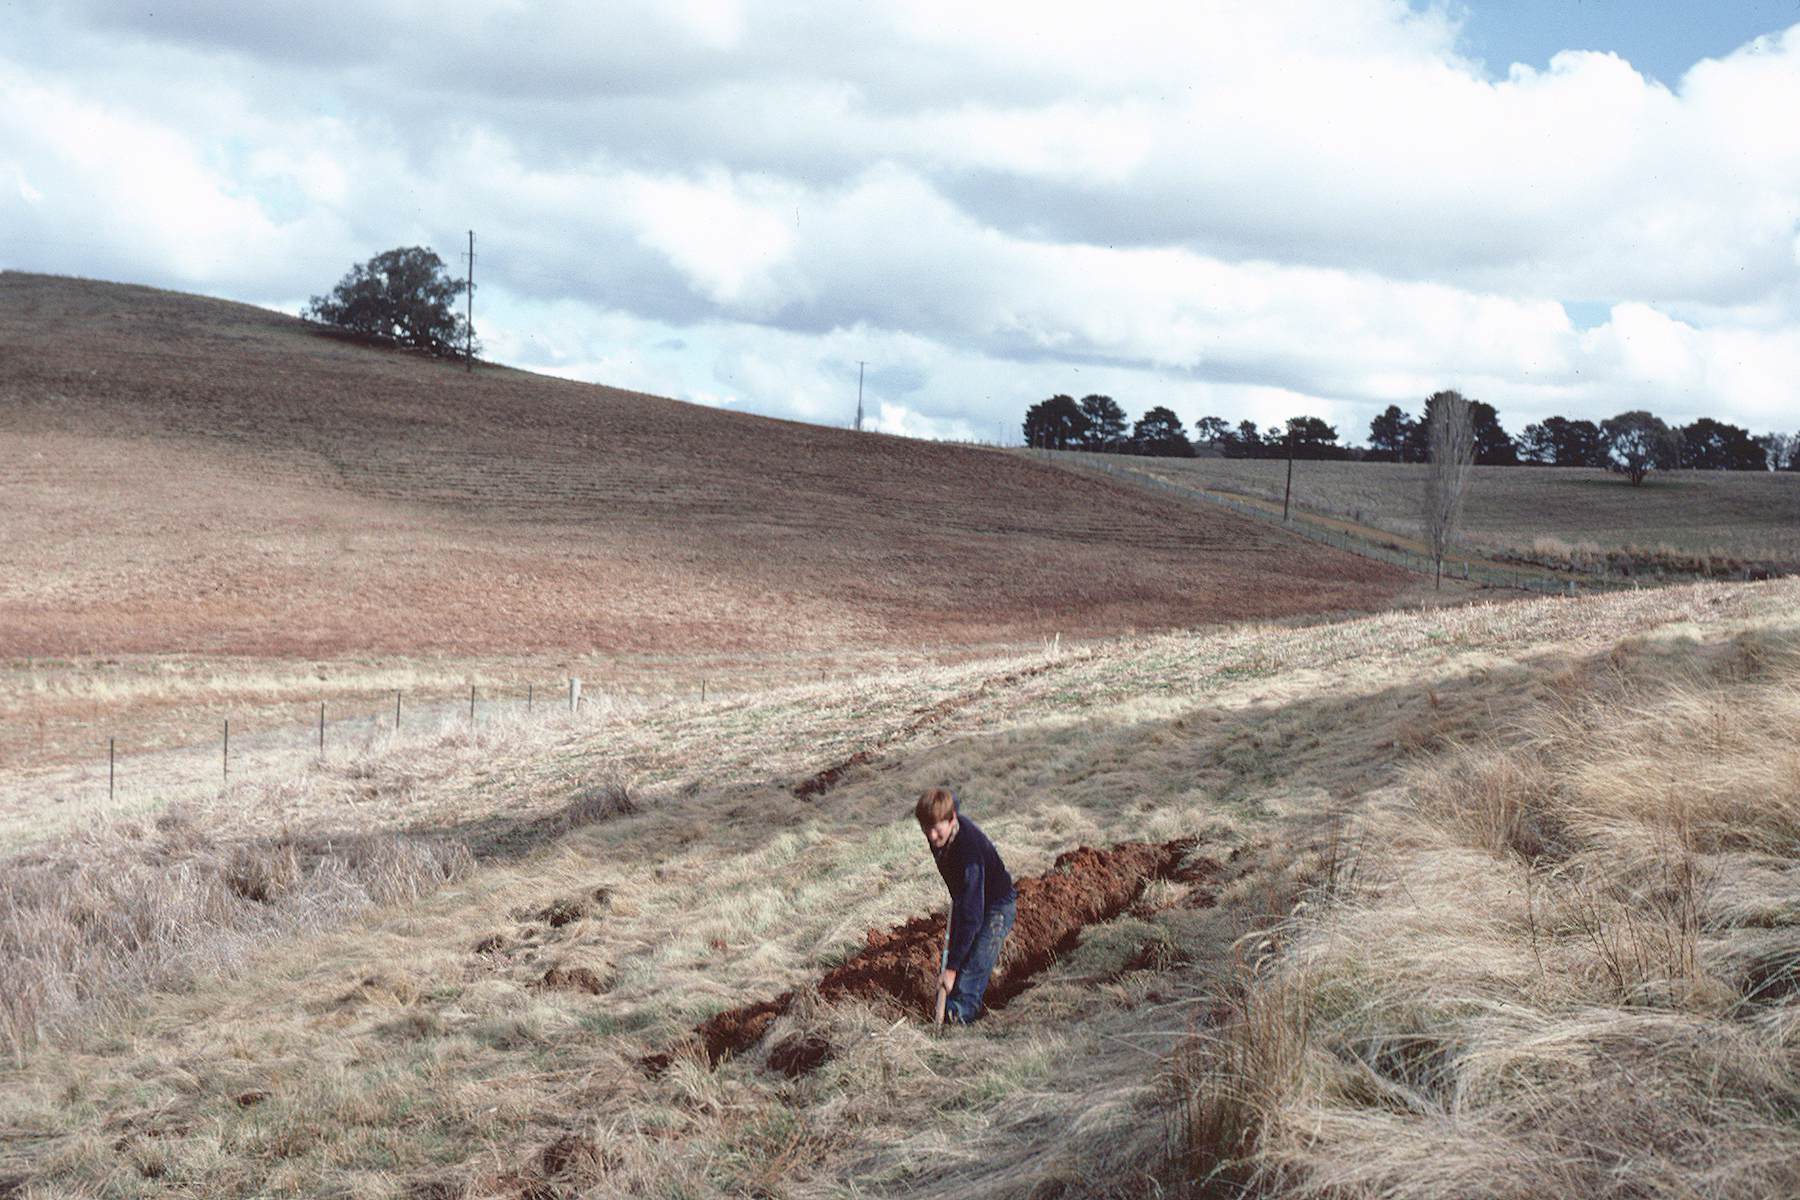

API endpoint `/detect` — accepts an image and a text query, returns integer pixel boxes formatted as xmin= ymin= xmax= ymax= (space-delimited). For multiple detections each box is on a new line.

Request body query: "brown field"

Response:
xmin=5 ymin=272 xmax=1799 ymax=1200
xmin=2 ymin=271 xmax=1419 ymax=783
xmin=1121 ymin=454 xmax=1800 ymax=575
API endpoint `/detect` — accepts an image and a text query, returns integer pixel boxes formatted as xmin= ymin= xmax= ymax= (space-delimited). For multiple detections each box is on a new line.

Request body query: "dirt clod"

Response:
xmin=768 ymin=1031 xmax=836 ymax=1078
xmin=539 ymin=1133 xmax=608 ymax=1181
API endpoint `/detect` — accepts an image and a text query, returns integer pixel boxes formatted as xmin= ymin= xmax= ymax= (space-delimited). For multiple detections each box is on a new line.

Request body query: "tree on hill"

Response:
xmin=1367 ymin=405 xmax=1419 ymax=462
xmin=1469 ymin=400 xmax=1517 ymax=465
xmin=305 ymin=246 xmax=473 ymax=358
xmin=1760 ymin=432 xmax=1800 ymax=471
xmin=1220 ymin=420 xmax=1271 ymax=458
xmin=1518 ymin=416 xmax=1605 ymax=467
xmin=1131 ymin=407 xmax=1195 ymax=457
xmin=1023 ymin=395 xmax=1089 ymax=449
xmin=1400 ymin=393 xmax=1512 ymax=465
xmin=1282 ymin=415 xmax=1349 ymax=460
xmin=1077 ymin=395 xmax=1129 ymax=451
xmin=1601 ymin=411 xmax=1680 ymax=485
xmin=1678 ymin=418 xmax=1765 ymax=470
xmin=1194 ymin=415 xmax=1231 ymax=451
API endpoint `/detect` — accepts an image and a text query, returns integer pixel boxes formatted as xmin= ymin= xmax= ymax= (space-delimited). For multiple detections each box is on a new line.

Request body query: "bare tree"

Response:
xmin=1422 ymin=389 xmax=1474 ymax=589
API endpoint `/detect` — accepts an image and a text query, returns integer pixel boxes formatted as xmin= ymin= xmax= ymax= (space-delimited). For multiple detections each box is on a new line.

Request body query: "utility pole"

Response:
xmin=464 ymin=230 xmax=475 ymax=374
xmin=855 ymin=361 xmax=867 ymax=432
xmin=1283 ymin=428 xmax=1295 ymax=526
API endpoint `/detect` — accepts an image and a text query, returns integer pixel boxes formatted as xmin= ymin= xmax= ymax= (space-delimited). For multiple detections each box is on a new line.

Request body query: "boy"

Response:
xmin=915 ymin=787 xmax=1016 ymax=1024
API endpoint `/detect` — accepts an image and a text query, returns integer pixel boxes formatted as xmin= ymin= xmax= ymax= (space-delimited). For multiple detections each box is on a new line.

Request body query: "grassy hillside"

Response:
xmin=0 ymin=272 xmax=1410 ymax=665
xmin=1111 ymin=455 xmax=1800 ymax=577
xmin=0 ymin=271 xmax=1417 ymax=782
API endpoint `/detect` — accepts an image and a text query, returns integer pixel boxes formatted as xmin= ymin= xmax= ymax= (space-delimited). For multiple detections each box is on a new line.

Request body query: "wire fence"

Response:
xmin=3 ymin=657 xmax=887 ymax=838
xmin=0 ymin=676 xmax=682 ymax=849
xmin=1031 ymin=449 xmax=1644 ymax=597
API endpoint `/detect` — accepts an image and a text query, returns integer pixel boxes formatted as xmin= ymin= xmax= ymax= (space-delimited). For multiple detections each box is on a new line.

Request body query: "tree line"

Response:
xmin=1021 ymin=395 xmax=1196 ymax=457
xmin=1024 ymin=392 xmax=1800 ymax=483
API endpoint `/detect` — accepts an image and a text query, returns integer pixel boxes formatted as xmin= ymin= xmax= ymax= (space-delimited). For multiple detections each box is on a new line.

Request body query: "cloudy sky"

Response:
xmin=4 ymin=1 xmax=1798 ymax=448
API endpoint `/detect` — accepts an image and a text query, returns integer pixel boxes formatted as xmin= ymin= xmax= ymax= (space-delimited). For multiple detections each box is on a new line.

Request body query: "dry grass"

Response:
xmin=1173 ymin=584 xmax=1800 ymax=1199
xmin=7 ymin=274 xmax=1799 ymax=1197
xmin=1120 ymin=456 xmax=1800 ymax=574
xmin=0 ymin=580 xmax=1788 ymax=1197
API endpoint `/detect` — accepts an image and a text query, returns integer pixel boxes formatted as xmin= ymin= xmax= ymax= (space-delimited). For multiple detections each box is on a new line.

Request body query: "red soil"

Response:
xmin=665 ymin=837 xmax=1221 ymax=1074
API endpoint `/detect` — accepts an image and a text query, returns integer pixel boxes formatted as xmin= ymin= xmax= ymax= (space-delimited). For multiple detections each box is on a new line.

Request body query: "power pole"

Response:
xmin=464 ymin=230 xmax=475 ymax=374
xmin=855 ymin=361 xmax=867 ymax=432
xmin=1283 ymin=428 xmax=1295 ymax=526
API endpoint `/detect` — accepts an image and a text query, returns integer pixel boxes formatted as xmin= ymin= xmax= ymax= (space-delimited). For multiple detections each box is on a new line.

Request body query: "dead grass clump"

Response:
xmin=1529 ymin=535 xmax=1604 ymax=571
xmin=1706 ymin=928 xmax=1800 ymax=1010
xmin=1165 ymin=623 xmax=1800 ymax=1198
xmin=555 ymin=772 xmax=639 ymax=830
xmin=0 ymin=819 xmax=473 ymax=1057
xmin=1407 ymin=750 xmax=1580 ymax=864
xmin=1165 ymin=968 xmax=1307 ymax=1196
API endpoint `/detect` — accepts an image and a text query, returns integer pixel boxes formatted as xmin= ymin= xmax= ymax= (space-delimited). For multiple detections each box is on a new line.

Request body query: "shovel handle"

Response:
xmin=935 ymin=903 xmax=952 ymax=1026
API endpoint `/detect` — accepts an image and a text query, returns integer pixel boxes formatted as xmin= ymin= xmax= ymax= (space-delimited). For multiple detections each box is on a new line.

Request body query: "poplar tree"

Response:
xmin=1422 ymin=390 xmax=1475 ymax=589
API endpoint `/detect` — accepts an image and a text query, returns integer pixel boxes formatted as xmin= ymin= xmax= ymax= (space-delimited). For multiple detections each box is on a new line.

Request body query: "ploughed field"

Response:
xmin=0 ymin=272 xmax=1413 ymax=776
xmin=0 ymin=274 xmax=1411 ymax=662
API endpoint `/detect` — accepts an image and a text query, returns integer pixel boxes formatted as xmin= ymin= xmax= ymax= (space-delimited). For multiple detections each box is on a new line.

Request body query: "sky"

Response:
xmin=4 ymin=1 xmax=1798 ymax=448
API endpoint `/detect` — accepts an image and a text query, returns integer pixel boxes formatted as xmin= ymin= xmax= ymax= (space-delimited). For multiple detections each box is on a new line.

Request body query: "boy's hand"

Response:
xmin=938 ymin=969 xmax=957 ymax=993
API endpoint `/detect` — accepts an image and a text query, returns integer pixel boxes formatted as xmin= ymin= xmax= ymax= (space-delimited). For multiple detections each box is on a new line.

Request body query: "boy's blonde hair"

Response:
xmin=914 ymin=787 xmax=956 ymax=829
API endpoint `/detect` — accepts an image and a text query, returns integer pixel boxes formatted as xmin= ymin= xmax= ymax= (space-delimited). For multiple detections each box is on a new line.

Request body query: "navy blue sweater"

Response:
xmin=932 ymin=815 xmax=1016 ymax=973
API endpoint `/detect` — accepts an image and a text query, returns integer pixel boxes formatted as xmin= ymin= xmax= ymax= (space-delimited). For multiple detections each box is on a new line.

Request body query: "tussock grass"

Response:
xmin=0 ymin=700 xmax=651 ymax=1059
xmin=1 ymin=580 xmax=1796 ymax=1197
xmin=0 ymin=812 xmax=474 ymax=1059
xmin=1174 ymin=593 xmax=1800 ymax=1198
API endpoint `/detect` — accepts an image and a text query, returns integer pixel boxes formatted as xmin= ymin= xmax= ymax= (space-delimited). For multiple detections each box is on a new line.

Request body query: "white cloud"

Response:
xmin=0 ymin=73 xmax=284 ymax=280
xmin=625 ymin=169 xmax=802 ymax=312
xmin=661 ymin=0 xmax=750 ymax=49
xmin=3 ymin=0 xmax=1798 ymax=446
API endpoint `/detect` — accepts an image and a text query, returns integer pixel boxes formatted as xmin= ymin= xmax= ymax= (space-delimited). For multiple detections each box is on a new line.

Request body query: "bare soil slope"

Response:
xmin=1 ymin=271 xmax=1412 ymax=666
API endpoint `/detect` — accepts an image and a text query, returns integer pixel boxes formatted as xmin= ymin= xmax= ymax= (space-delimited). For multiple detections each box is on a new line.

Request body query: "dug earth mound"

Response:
xmin=648 ymin=836 xmax=1250 ymax=1076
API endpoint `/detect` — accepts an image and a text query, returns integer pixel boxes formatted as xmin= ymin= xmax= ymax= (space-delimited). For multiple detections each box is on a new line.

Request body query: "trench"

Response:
xmin=646 ymin=836 xmax=1225 ymax=1076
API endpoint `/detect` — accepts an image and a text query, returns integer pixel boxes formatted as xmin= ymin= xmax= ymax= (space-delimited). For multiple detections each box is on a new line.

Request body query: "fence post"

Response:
xmin=319 ymin=702 xmax=325 ymax=753
xmin=569 ymin=678 xmax=581 ymax=714
xmin=109 ymin=737 xmax=115 ymax=800
xmin=223 ymin=719 xmax=229 ymax=783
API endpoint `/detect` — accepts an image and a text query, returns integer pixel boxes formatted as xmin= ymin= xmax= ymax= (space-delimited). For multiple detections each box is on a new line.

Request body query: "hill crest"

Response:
xmin=0 ymin=270 xmax=1413 ymax=664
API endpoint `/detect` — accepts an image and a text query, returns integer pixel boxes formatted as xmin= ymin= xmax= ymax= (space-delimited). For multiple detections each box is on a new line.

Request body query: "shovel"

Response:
xmin=934 ymin=901 xmax=951 ymax=1028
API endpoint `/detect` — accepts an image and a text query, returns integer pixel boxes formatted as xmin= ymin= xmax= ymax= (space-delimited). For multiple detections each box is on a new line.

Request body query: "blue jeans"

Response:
xmin=944 ymin=898 xmax=1015 ymax=1024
